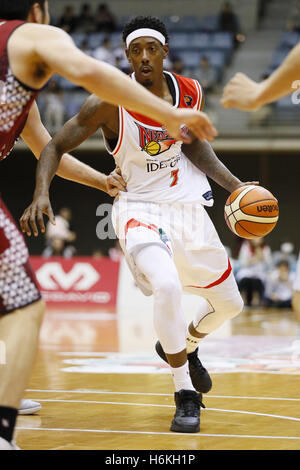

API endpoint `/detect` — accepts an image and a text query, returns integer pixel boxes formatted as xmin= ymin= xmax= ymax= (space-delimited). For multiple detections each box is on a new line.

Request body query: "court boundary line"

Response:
xmin=25 ymin=389 xmax=300 ymax=401
xmin=15 ymin=426 xmax=300 ymax=440
xmin=24 ymin=398 xmax=300 ymax=423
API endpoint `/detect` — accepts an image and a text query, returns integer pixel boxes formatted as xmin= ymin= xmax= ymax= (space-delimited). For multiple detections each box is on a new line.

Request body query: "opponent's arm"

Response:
xmin=182 ymin=138 xmax=258 ymax=193
xmin=221 ymin=43 xmax=300 ymax=111
xmin=20 ymin=24 xmax=217 ymax=142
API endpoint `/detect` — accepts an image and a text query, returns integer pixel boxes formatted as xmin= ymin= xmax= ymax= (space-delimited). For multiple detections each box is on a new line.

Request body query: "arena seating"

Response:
xmin=41 ymin=14 xmax=236 ymax=120
xmin=66 ymin=14 xmax=234 ymax=85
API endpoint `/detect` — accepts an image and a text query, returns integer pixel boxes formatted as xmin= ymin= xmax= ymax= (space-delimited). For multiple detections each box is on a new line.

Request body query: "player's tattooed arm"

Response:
xmin=32 ymin=95 xmax=117 ymax=195
xmin=182 ymin=138 xmax=258 ymax=193
xmin=20 ymin=97 xmax=122 ymax=236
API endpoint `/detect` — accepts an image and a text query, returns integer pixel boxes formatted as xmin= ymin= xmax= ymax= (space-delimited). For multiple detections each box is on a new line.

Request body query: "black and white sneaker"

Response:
xmin=170 ymin=389 xmax=205 ymax=433
xmin=155 ymin=341 xmax=212 ymax=393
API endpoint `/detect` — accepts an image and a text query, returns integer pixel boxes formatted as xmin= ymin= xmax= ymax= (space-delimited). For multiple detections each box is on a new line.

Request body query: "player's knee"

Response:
xmin=154 ymin=278 xmax=182 ymax=303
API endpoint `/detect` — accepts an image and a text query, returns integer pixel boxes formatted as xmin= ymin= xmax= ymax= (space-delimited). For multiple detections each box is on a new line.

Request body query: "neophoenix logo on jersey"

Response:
xmin=184 ymin=95 xmax=193 ymax=106
xmin=257 ymin=204 xmax=279 ymax=213
xmin=136 ymin=122 xmax=177 ymax=157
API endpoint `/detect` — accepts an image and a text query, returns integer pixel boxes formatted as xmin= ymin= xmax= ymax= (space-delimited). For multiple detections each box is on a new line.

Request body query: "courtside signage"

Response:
xmin=30 ymin=257 xmax=120 ymax=309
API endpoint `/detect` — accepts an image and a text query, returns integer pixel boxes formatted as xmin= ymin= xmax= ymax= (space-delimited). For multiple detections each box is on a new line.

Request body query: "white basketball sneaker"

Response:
xmin=18 ymin=399 xmax=42 ymax=415
xmin=0 ymin=437 xmax=20 ymax=450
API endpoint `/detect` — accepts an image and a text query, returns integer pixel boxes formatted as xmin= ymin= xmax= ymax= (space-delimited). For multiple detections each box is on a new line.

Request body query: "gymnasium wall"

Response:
xmin=1 ymin=146 xmax=299 ymax=257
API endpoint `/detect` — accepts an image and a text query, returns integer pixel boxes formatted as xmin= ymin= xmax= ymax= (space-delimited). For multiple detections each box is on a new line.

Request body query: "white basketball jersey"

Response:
xmin=103 ymin=71 xmax=214 ymax=206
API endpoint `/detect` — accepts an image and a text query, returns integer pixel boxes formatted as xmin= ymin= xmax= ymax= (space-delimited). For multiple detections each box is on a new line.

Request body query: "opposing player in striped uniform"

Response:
xmin=22 ymin=16 xmax=257 ymax=433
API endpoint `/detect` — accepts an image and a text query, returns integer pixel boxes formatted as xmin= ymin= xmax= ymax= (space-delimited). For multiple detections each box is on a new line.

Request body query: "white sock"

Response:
xmin=170 ymin=361 xmax=195 ymax=392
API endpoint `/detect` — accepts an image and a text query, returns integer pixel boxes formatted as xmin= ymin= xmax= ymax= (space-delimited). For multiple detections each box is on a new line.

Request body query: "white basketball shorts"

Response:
xmin=112 ymin=199 xmax=232 ymax=296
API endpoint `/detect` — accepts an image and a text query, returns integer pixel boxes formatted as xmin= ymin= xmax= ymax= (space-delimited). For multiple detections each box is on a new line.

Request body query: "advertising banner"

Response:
xmin=30 ymin=256 xmax=120 ymax=310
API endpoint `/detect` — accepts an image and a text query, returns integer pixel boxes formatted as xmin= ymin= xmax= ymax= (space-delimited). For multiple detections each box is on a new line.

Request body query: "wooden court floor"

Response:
xmin=16 ymin=308 xmax=300 ymax=450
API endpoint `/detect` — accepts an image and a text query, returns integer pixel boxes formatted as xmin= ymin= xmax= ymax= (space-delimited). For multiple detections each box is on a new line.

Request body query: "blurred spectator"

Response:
xmin=286 ymin=0 xmax=300 ymax=32
xmin=218 ymin=2 xmax=239 ymax=33
xmin=43 ymin=207 xmax=77 ymax=258
xmin=193 ymin=56 xmax=217 ymax=95
xmin=115 ymin=54 xmax=130 ymax=74
xmin=93 ymin=37 xmax=116 ymax=66
xmin=257 ymin=0 xmax=271 ymax=25
xmin=58 ymin=5 xmax=77 ymax=33
xmin=265 ymin=260 xmax=294 ymax=309
xmin=218 ymin=2 xmax=245 ymax=47
xmin=286 ymin=19 xmax=300 ymax=33
xmin=43 ymin=238 xmax=69 ymax=258
xmin=108 ymin=241 xmax=123 ymax=262
xmin=93 ymin=249 xmax=106 ymax=259
xmin=272 ymin=241 xmax=297 ymax=271
xmin=113 ymin=43 xmax=131 ymax=73
xmin=44 ymin=80 xmax=65 ymax=135
xmin=236 ymin=238 xmax=272 ymax=308
xmin=95 ymin=3 xmax=117 ymax=33
xmin=79 ymin=38 xmax=93 ymax=57
xmin=75 ymin=3 xmax=96 ymax=34
xmin=171 ymin=58 xmax=186 ymax=75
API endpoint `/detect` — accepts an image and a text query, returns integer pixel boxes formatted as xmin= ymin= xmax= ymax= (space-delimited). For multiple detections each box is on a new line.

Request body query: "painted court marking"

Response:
xmin=26 ymin=389 xmax=300 ymax=401
xmin=21 ymin=390 xmax=300 ymax=442
xmin=15 ymin=427 xmax=300 ymax=440
xmin=25 ymin=398 xmax=300 ymax=423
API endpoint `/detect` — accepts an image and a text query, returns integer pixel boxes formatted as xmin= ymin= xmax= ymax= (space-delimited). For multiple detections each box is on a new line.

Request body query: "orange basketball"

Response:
xmin=224 ymin=185 xmax=279 ymax=239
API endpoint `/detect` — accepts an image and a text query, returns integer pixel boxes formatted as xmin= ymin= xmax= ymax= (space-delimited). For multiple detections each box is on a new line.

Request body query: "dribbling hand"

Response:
xmin=20 ymin=194 xmax=55 ymax=237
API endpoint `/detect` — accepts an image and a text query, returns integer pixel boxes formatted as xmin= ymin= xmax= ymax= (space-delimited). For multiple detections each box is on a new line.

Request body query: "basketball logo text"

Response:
xmin=135 ymin=122 xmax=177 ymax=156
xmin=146 ymin=156 xmax=180 ymax=172
xmin=256 ymin=204 xmax=279 ymax=213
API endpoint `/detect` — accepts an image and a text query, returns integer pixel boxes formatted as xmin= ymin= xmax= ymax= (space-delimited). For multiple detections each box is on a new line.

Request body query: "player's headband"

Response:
xmin=126 ymin=28 xmax=166 ymax=48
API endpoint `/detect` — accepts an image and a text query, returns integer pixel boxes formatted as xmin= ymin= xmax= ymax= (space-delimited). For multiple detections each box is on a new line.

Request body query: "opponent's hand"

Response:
xmin=105 ymin=166 xmax=127 ymax=197
xmin=165 ymin=109 xmax=218 ymax=143
xmin=20 ymin=194 xmax=55 ymax=237
xmin=221 ymin=73 xmax=263 ymax=111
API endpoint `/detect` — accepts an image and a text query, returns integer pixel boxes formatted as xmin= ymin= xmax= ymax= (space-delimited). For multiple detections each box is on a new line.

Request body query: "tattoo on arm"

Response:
xmin=182 ymin=139 xmax=241 ymax=193
xmin=34 ymin=95 xmax=105 ymax=196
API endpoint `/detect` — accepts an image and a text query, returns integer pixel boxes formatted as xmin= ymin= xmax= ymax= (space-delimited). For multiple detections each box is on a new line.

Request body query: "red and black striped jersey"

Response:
xmin=0 ymin=20 xmax=40 ymax=161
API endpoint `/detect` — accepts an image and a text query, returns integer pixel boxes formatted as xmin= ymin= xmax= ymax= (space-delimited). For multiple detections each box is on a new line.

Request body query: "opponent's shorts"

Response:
xmin=0 ymin=197 xmax=41 ymax=315
xmin=112 ymin=198 xmax=232 ymax=296
xmin=294 ymin=252 xmax=300 ymax=292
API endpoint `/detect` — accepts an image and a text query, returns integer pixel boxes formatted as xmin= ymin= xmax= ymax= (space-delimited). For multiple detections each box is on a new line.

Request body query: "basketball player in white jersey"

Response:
xmin=0 ymin=1 xmax=217 ymax=449
xmin=22 ymin=16 xmax=257 ymax=433
xmin=221 ymin=40 xmax=300 ymax=324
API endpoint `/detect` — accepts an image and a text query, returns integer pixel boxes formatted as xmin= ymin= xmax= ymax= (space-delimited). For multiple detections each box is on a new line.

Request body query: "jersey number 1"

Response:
xmin=170 ymin=169 xmax=179 ymax=187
